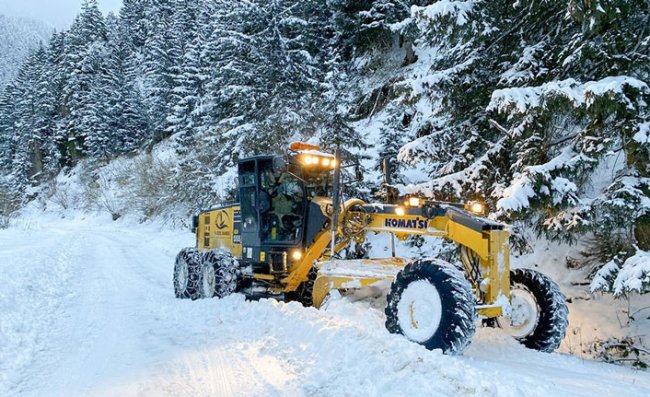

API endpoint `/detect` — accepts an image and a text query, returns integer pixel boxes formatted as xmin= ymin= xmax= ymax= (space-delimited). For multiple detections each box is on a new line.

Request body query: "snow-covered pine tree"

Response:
xmin=119 ymin=0 xmax=150 ymax=49
xmin=384 ymin=0 xmax=649 ymax=292
xmin=165 ymin=0 xmax=200 ymax=140
xmin=202 ymin=0 xmax=332 ymax=161
xmin=174 ymin=0 xmax=341 ymax=208
xmin=85 ymin=13 xmax=147 ymax=160
xmin=0 ymin=78 xmax=24 ymax=188
xmin=117 ymin=0 xmax=154 ymax=150
xmin=33 ymin=32 xmax=68 ymax=179
xmin=0 ymin=49 xmax=49 ymax=194
xmin=59 ymin=0 xmax=107 ymax=163
xmin=140 ymin=0 xmax=176 ymax=144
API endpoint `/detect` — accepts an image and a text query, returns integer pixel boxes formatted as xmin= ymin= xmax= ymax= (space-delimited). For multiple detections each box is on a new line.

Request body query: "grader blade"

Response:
xmin=312 ymin=258 xmax=408 ymax=308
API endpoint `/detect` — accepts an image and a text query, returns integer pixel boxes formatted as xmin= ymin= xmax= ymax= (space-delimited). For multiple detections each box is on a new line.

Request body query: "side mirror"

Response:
xmin=191 ymin=215 xmax=198 ymax=233
xmin=258 ymin=191 xmax=271 ymax=214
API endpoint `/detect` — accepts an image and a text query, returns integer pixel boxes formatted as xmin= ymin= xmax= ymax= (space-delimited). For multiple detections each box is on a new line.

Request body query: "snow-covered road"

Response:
xmin=1 ymin=214 xmax=649 ymax=397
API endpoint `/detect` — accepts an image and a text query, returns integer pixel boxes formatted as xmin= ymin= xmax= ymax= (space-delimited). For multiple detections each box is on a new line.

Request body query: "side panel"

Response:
xmin=197 ymin=205 xmax=242 ymax=258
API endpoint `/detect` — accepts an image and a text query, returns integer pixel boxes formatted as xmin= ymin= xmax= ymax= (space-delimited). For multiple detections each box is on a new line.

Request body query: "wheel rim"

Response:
xmin=497 ymin=285 xmax=540 ymax=339
xmin=203 ymin=264 xmax=216 ymax=297
xmin=396 ymin=280 xmax=443 ymax=343
xmin=176 ymin=258 xmax=189 ymax=292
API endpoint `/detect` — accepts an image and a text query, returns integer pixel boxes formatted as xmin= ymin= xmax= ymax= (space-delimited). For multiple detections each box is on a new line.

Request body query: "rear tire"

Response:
xmin=385 ymin=259 xmax=477 ymax=354
xmin=200 ymin=250 xmax=239 ymax=298
xmin=174 ymin=248 xmax=202 ymax=300
xmin=497 ymin=269 xmax=569 ymax=352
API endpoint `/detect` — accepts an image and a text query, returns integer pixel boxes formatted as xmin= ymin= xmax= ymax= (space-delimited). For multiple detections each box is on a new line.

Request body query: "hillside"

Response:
xmin=0 ymin=14 xmax=53 ymax=88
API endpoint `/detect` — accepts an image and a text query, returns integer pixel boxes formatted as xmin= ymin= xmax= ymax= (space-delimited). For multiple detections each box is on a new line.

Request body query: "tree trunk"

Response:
xmin=400 ymin=35 xmax=418 ymax=66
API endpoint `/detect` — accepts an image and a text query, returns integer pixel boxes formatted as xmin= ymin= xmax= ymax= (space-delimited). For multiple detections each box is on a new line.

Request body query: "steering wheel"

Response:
xmin=281 ymin=213 xmax=302 ymax=231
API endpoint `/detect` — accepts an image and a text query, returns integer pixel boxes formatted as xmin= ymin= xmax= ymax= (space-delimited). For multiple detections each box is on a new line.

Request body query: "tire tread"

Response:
xmin=385 ymin=258 xmax=477 ymax=354
xmin=511 ymin=268 xmax=569 ymax=352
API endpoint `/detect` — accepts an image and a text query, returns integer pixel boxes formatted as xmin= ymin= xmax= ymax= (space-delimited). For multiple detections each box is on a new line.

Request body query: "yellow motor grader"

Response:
xmin=173 ymin=142 xmax=568 ymax=354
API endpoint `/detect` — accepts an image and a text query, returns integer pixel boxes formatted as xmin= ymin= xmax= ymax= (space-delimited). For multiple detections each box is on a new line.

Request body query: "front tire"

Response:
xmin=497 ymin=269 xmax=569 ymax=352
xmin=385 ymin=259 xmax=477 ymax=354
xmin=174 ymin=248 xmax=202 ymax=300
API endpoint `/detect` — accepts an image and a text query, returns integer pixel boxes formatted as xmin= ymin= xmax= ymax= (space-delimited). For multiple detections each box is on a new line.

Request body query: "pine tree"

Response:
xmin=59 ymin=0 xmax=107 ymax=162
xmin=1 ymin=49 xmax=48 ymax=192
xmin=374 ymin=0 xmax=650 ymax=286
xmin=140 ymin=0 xmax=176 ymax=143
xmin=166 ymin=0 xmax=214 ymax=147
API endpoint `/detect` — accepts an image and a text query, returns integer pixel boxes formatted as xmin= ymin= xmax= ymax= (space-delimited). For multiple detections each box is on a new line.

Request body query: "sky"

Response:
xmin=0 ymin=0 xmax=122 ymax=29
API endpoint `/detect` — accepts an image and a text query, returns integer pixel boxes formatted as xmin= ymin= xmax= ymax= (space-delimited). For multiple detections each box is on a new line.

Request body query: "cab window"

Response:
xmin=260 ymin=166 xmax=305 ymax=243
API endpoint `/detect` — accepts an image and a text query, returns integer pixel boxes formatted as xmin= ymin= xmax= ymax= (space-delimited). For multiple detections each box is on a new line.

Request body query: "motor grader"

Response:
xmin=173 ymin=142 xmax=568 ymax=354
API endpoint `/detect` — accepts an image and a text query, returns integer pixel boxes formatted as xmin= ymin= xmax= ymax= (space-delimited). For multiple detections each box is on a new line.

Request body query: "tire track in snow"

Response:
xmin=0 ymin=226 xmax=84 ymax=396
xmin=144 ymin=342 xmax=300 ymax=397
xmin=21 ymin=228 xmax=179 ymax=396
xmin=8 ymin=222 xmax=271 ymax=397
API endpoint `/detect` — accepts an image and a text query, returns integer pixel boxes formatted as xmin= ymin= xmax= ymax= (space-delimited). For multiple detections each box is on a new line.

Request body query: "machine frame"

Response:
xmin=176 ymin=142 xmax=568 ymax=354
xmin=193 ymin=151 xmax=511 ymax=318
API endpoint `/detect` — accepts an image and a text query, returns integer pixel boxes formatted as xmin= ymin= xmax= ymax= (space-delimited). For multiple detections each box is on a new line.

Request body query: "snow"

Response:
xmin=592 ymin=251 xmax=650 ymax=296
xmin=292 ymin=148 xmax=335 ymax=159
xmin=1 ymin=212 xmax=650 ymax=396
xmin=495 ymin=147 xmax=583 ymax=213
xmin=633 ymin=122 xmax=650 ymax=144
xmin=591 ymin=259 xmax=621 ymax=293
xmin=397 ymin=280 xmax=443 ymax=343
xmin=318 ymin=258 xmax=405 ymax=279
xmin=488 ymin=76 xmax=649 ymax=115
xmin=412 ymin=1 xmax=476 ymax=27
xmin=399 ymin=136 xmax=507 ymax=198
xmin=499 ymin=43 xmax=547 ymax=85
xmin=614 ymin=252 xmax=650 ymax=294
xmin=493 ymin=293 xmax=512 ymax=318
xmin=496 ymin=173 xmax=537 ymax=212
xmin=608 ymin=176 xmax=650 ymax=212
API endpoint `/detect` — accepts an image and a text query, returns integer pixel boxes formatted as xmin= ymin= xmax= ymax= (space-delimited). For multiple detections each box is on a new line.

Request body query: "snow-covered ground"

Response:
xmin=1 ymin=213 xmax=649 ymax=397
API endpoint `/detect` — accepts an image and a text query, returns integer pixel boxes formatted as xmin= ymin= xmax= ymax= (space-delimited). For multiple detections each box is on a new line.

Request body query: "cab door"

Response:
xmin=238 ymin=159 xmax=261 ymax=261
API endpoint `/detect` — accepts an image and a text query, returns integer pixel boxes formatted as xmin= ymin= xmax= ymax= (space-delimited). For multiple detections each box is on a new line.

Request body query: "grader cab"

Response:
xmin=173 ymin=142 xmax=568 ymax=354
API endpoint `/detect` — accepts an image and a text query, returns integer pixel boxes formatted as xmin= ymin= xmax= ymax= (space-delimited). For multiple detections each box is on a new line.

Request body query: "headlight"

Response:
xmin=408 ymin=197 xmax=421 ymax=207
xmin=300 ymin=154 xmax=335 ymax=168
xmin=466 ymin=201 xmax=485 ymax=215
